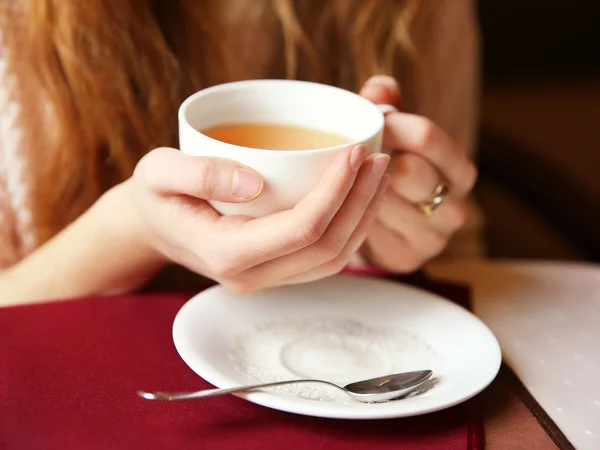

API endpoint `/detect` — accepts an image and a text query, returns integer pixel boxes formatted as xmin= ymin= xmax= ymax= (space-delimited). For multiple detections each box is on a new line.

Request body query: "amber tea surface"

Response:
xmin=200 ymin=123 xmax=351 ymax=150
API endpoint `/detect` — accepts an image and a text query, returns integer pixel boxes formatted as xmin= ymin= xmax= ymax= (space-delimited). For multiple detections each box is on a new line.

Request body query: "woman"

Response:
xmin=0 ymin=0 xmax=481 ymax=305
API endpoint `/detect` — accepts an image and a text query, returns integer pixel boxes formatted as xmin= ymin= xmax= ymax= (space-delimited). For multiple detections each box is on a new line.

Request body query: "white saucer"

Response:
xmin=172 ymin=275 xmax=501 ymax=419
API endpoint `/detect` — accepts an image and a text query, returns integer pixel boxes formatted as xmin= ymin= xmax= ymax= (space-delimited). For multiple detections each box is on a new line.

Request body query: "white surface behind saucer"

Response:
xmin=428 ymin=260 xmax=600 ymax=450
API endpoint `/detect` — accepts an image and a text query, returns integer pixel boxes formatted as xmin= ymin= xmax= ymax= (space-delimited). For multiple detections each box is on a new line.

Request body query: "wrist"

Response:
xmin=94 ymin=179 xmax=168 ymax=289
xmin=0 ymin=179 xmax=169 ymax=306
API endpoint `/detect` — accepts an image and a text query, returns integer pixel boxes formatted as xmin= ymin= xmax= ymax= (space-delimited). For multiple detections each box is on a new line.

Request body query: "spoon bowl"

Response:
xmin=137 ymin=370 xmax=433 ymax=403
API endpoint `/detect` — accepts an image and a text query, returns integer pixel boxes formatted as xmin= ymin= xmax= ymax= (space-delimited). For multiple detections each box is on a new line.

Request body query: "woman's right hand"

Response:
xmin=131 ymin=146 xmax=389 ymax=293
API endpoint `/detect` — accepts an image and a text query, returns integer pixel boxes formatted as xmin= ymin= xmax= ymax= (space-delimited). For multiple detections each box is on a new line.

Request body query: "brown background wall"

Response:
xmin=475 ymin=0 xmax=600 ymax=262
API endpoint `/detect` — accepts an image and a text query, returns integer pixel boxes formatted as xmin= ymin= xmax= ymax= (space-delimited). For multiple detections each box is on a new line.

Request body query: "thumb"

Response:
xmin=359 ymin=75 xmax=401 ymax=107
xmin=136 ymin=148 xmax=264 ymax=203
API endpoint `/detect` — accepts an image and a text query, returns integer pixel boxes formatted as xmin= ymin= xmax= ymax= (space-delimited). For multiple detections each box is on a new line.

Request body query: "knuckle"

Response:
xmin=193 ymin=159 xmax=214 ymax=198
xmin=451 ymin=158 xmax=477 ymax=195
xmin=464 ymin=162 xmax=478 ymax=191
xmin=390 ymin=154 xmax=436 ymax=200
xmin=133 ymin=150 xmax=159 ymax=187
xmin=211 ymin=258 xmax=240 ymax=279
xmin=296 ymin=220 xmax=328 ymax=247
xmin=414 ymin=117 xmax=438 ymax=150
xmin=312 ymin=249 xmax=351 ymax=279
xmin=447 ymin=202 xmax=468 ymax=230
xmin=397 ymin=251 xmax=426 ymax=273
xmin=332 ymin=254 xmax=352 ymax=274
xmin=315 ymin=235 xmax=345 ymax=262
xmin=391 ymin=153 xmax=418 ymax=179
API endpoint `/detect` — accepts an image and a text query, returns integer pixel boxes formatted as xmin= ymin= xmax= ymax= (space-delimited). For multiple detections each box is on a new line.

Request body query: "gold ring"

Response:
xmin=419 ymin=183 xmax=448 ymax=216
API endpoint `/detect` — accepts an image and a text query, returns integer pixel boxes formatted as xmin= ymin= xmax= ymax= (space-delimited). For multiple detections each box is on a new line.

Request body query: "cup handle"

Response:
xmin=376 ymin=104 xmax=398 ymax=155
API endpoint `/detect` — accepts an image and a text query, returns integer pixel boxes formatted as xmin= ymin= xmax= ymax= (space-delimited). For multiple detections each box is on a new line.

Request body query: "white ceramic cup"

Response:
xmin=178 ymin=79 xmax=395 ymax=217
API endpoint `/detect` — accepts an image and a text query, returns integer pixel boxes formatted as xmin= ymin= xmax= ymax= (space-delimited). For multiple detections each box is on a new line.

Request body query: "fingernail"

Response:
xmin=233 ymin=168 xmax=263 ymax=200
xmin=350 ymin=145 xmax=366 ymax=171
xmin=372 ymin=154 xmax=390 ymax=176
xmin=365 ymin=75 xmax=399 ymax=93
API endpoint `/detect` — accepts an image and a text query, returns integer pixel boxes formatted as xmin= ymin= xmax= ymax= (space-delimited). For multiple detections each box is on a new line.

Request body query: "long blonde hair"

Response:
xmin=4 ymin=0 xmax=420 ymax=246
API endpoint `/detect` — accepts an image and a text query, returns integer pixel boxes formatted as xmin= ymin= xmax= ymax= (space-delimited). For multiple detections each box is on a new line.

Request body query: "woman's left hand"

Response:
xmin=358 ymin=75 xmax=477 ymax=272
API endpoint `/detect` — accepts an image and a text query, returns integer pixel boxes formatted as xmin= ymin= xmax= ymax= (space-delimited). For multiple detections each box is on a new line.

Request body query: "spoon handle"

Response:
xmin=137 ymin=379 xmax=344 ymax=401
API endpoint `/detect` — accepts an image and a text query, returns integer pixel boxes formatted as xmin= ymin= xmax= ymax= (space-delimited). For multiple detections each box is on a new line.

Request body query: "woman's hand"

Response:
xmin=358 ymin=75 xmax=477 ymax=271
xmin=0 ymin=140 xmax=389 ymax=306
xmin=132 ymin=146 xmax=390 ymax=293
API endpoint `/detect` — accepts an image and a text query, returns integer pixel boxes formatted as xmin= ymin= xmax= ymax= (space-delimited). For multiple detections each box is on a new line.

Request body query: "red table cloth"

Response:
xmin=0 ymin=275 xmax=482 ymax=449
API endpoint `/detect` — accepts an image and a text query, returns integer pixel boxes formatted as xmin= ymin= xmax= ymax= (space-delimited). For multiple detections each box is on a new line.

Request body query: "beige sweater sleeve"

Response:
xmin=0 ymin=48 xmax=21 ymax=269
xmin=400 ymin=0 xmax=486 ymax=258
